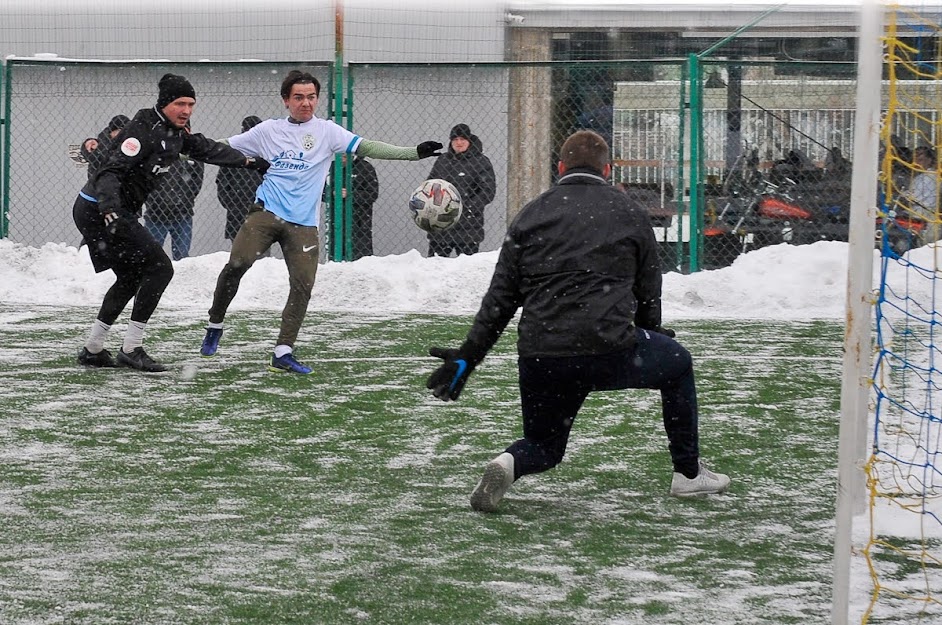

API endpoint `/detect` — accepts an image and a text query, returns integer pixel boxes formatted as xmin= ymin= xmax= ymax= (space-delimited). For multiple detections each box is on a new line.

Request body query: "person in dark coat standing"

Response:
xmin=72 ymin=73 xmax=269 ymax=372
xmin=426 ymin=123 xmax=496 ymax=257
xmin=144 ymin=153 xmax=204 ymax=261
xmin=80 ymin=114 xmax=130 ymax=179
xmin=425 ymin=130 xmax=730 ymax=512
xmin=348 ymin=154 xmax=379 ymax=259
xmin=216 ymin=115 xmax=265 ymax=242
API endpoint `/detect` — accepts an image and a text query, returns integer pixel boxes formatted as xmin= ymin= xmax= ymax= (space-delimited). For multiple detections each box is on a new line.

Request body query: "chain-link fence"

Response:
xmin=341 ymin=61 xmax=686 ymax=264
xmin=1 ymin=60 xmax=329 ymax=257
xmin=692 ymin=60 xmax=858 ymax=268
xmin=4 ymin=58 xmax=903 ymax=271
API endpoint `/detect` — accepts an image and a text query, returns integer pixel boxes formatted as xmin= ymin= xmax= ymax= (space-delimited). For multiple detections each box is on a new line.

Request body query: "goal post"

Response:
xmin=837 ymin=2 xmax=942 ymax=623
xmin=831 ymin=0 xmax=883 ymax=623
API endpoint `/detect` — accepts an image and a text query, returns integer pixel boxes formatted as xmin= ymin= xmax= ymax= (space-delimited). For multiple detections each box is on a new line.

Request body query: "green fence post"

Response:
xmin=687 ymin=53 xmax=702 ymax=272
xmin=329 ymin=1 xmax=346 ymax=261
xmin=343 ymin=67 xmax=354 ymax=258
xmin=675 ymin=60 xmax=688 ymax=272
xmin=1 ymin=61 xmax=9 ymax=239
xmin=329 ymin=62 xmax=345 ymax=262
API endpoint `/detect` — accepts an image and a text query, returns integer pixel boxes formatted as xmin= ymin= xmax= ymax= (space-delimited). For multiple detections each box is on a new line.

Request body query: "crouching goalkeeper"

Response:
xmin=426 ymin=130 xmax=730 ymax=512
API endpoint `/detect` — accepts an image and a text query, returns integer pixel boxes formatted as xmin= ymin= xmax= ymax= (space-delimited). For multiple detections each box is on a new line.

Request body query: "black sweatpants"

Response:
xmin=507 ymin=327 xmax=700 ymax=479
xmin=73 ymin=196 xmax=174 ymax=325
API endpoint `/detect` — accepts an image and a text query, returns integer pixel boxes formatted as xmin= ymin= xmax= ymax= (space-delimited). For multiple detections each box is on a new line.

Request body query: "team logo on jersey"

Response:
xmin=121 ymin=137 xmax=141 ymax=157
xmin=302 ymin=134 xmax=315 ymax=150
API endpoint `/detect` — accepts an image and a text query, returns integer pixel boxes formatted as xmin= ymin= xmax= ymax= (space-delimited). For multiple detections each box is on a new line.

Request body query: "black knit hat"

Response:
xmin=450 ymin=123 xmax=472 ymax=140
xmin=107 ymin=114 xmax=129 ymax=132
xmin=156 ymin=73 xmax=196 ymax=110
xmin=241 ymin=115 xmax=262 ymax=132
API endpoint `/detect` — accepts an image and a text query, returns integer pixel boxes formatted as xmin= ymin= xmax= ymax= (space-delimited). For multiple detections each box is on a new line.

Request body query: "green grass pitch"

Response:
xmin=0 ymin=305 xmax=843 ymax=624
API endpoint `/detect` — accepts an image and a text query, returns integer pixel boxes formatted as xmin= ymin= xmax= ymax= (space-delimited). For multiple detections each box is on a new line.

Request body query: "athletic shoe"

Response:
xmin=669 ymin=460 xmax=730 ymax=497
xmin=269 ymin=352 xmax=313 ymax=375
xmin=77 ymin=347 xmax=117 ymax=368
xmin=200 ymin=327 xmax=223 ymax=357
xmin=470 ymin=452 xmax=515 ymax=512
xmin=117 ymin=347 xmax=168 ymax=373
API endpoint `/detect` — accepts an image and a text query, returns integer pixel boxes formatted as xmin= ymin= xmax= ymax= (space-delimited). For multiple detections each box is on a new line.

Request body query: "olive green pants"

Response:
xmin=209 ymin=205 xmax=319 ymax=348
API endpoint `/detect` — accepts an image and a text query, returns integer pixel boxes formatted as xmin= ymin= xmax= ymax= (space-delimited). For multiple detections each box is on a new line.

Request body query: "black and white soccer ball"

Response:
xmin=409 ymin=178 xmax=463 ymax=233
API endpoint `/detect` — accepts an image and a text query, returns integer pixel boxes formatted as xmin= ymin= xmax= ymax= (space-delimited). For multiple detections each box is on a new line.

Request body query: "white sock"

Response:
xmin=207 ymin=322 xmax=224 ymax=330
xmin=123 ymin=320 xmax=147 ymax=353
xmin=273 ymin=344 xmax=292 ymax=358
xmin=84 ymin=319 xmax=111 ymax=353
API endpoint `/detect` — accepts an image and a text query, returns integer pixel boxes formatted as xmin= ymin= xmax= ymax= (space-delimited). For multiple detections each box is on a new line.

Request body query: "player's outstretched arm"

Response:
xmin=358 ymin=139 xmax=442 ymax=161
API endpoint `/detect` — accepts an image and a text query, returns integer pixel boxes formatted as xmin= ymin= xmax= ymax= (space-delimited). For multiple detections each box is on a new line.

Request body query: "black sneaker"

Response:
xmin=117 ymin=347 xmax=168 ymax=372
xmin=77 ymin=347 xmax=117 ymax=368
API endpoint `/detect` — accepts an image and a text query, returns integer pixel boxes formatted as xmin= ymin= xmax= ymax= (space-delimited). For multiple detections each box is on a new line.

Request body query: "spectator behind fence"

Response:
xmin=80 ymin=114 xmax=130 ymax=179
xmin=144 ymin=154 xmax=205 ymax=261
xmin=906 ymin=146 xmax=938 ymax=218
xmin=344 ymin=153 xmax=379 ymax=259
xmin=216 ymin=115 xmax=265 ymax=242
xmin=426 ymin=123 xmax=496 ymax=257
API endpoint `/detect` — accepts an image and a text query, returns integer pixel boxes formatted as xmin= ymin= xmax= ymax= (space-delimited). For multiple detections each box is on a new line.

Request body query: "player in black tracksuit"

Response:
xmin=426 ymin=130 xmax=730 ymax=512
xmin=73 ymin=73 xmax=269 ymax=372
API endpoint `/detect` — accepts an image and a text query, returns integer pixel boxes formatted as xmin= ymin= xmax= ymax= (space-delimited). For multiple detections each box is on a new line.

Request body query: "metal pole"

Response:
xmin=688 ymin=54 xmax=702 ymax=272
xmin=331 ymin=0 xmax=346 ymax=261
xmin=699 ymin=4 xmax=787 ymax=58
xmin=675 ymin=60 xmax=688 ymax=272
xmin=831 ymin=1 xmax=883 ymax=623
xmin=1 ymin=61 xmax=10 ymax=239
xmin=344 ymin=66 xmax=354 ymax=258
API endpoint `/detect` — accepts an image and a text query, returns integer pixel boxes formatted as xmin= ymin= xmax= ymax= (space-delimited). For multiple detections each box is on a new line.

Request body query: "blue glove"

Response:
xmin=426 ymin=344 xmax=483 ymax=401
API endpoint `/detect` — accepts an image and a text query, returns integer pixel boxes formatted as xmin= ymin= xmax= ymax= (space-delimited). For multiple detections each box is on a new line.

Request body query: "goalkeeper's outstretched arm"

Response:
xmin=357 ymin=139 xmax=442 ymax=161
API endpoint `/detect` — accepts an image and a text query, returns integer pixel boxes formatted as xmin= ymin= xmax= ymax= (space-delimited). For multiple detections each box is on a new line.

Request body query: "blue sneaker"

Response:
xmin=269 ymin=352 xmax=313 ymax=375
xmin=200 ymin=327 xmax=223 ymax=357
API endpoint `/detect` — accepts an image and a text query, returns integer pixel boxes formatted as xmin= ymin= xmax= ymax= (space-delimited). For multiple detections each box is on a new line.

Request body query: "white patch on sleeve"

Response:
xmin=120 ymin=137 xmax=141 ymax=157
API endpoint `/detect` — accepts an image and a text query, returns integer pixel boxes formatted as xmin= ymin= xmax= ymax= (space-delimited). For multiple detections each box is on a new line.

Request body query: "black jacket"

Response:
xmin=145 ymin=157 xmax=205 ymax=219
xmin=427 ymin=135 xmax=496 ymax=244
xmin=216 ymin=164 xmax=264 ymax=239
xmin=80 ymin=127 xmax=123 ymax=180
xmin=80 ymin=107 xmax=248 ymax=217
xmin=351 ymin=156 xmax=379 ymax=210
xmin=464 ymin=167 xmax=662 ymax=359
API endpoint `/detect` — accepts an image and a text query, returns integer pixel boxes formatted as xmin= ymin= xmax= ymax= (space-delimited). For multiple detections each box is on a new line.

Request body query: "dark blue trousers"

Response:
xmin=507 ymin=327 xmax=700 ymax=479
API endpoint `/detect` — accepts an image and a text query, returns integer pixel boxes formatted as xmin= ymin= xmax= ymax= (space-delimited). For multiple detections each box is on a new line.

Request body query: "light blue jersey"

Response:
xmin=228 ymin=117 xmax=361 ymax=227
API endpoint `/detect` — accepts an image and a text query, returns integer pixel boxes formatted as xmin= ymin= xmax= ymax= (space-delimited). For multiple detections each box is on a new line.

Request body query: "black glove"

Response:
xmin=416 ymin=141 xmax=443 ymax=160
xmin=246 ymin=157 xmax=270 ymax=175
xmin=426 ymin=343 xmax=484 ymax=401
xmin=651 ymin=326 xmax=676 ymax=338
xmin=102 ymin=211 xmax=120 ymax=235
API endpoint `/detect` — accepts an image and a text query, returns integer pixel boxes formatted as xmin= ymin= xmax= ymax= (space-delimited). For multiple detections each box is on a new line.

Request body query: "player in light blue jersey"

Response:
xmin=200 ymin=70 xmax=442 ymax=374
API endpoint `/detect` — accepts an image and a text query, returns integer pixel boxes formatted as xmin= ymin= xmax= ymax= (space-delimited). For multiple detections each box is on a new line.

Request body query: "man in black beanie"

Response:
xmin=72 ymin=73 xmax=270 ymax=372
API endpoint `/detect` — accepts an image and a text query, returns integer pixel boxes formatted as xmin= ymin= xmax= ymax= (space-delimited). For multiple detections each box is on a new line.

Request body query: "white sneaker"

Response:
xmin=670 ymin=460 xmax=730 ymax=497
xmin=470 ymin=452 xmax=515 ymax=512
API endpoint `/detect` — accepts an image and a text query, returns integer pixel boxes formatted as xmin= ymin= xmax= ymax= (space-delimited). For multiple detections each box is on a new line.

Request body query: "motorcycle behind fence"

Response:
xmin=705 ymin=146 xmax=853 ymax=267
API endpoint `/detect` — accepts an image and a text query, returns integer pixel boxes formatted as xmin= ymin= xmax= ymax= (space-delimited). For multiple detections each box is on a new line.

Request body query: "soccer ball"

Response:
xmin=409 ymin=178 xmax=463 ymax=232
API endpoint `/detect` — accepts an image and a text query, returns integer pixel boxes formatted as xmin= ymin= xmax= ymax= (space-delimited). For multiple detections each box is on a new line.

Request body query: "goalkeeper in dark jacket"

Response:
xmin=72 ymin=73 xmax=269 ymax=372
xmin=426 ymin=130 xmax=730 ymax=512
